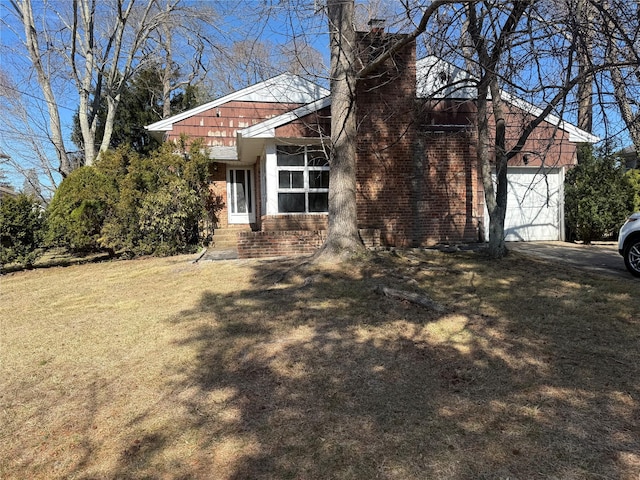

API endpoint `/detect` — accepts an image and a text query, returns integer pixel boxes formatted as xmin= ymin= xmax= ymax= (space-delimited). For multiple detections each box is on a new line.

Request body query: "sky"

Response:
xmin=0 ymin=0 xmax=332 ymax=193
xmin=0 ymin=0 xmax=634 ymax=193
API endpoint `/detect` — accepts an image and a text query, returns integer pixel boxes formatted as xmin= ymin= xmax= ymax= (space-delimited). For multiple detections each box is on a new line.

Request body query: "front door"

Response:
xmin=227 ymin=168 xmax=255 ymax=224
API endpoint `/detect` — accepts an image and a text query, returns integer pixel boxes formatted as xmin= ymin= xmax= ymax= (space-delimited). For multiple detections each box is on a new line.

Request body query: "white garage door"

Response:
xmin=486 ymin=167 xmax=565 ymax=241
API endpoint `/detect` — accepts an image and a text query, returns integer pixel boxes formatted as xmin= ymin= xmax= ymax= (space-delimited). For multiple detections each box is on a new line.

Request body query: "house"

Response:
xmin=146 ymin=27 xmax=598 ymax=258
xmin=620 ymin=146 xmax=639 ymax=170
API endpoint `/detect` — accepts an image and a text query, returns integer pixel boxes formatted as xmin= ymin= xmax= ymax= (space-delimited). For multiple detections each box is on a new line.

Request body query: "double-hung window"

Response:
xmin=277 ymin=145 xmax=329 ymax=213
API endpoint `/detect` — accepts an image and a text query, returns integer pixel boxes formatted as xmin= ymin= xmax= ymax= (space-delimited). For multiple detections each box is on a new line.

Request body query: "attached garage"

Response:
xmin=486 ymin=167 xmax=565 ymax=242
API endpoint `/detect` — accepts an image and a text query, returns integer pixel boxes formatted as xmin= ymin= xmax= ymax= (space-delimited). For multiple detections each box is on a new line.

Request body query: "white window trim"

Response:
xmin=275 ymin=145 xmax=329 ymax=214
xmin=265 ymin=143 xmax=278 ymax=215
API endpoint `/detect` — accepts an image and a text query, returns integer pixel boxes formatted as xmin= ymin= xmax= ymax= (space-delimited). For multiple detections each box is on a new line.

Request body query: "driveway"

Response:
xmin=507 ymin=241 xmax=634 ymax=279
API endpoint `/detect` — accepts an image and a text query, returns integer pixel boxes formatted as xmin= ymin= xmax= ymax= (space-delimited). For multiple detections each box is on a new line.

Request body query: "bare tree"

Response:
xmin=464 ymin=1 xmax=533 ymax=258
xmin=323 ymin=0 xmax=360 ymax=256
xmin=551 ymin=0 xmax=640 ymax=152
xmin=7 ymin=0 xmax=218 ymax=173
xmin=593 ymin=0 xmax=640 ymax=155
xmin=575 ymin=0 xmax=595 ymax=134
xmin=204 ymin=38 xmax=326 ymax=97
xmin=21 ymin=168 xmax=43 ymax=203
xmin=145 ymin=1 xmax=219 ymax=119
xmin=8 ymin=0 xmax=73 ymax=176
xmin=0 ymin=67 xmax=63 ymax=198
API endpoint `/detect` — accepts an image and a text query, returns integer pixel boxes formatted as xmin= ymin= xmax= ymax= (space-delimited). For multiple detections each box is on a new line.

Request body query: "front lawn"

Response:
xmin=1 ymin=250 xmax=638 ymax=479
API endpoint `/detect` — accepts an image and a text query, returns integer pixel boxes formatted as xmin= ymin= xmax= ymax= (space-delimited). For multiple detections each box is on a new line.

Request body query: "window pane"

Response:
xmin=291 ymin=171 xmax=304 ymax=188
xmin=277 ymin=146 xmax=305 ymax=166
xmin=308 ymin=192 xmax=328 ymax=212
xmin=278 ymin=193 xmax=306 ymax=212
xmin=278 ymin=171 xmax=291 ymax=189
xmin=236 ymin=170 xmax=247 ymax=213
xmin=307 ymin=149 xmax=329 ymax=166
xmin=246 ymin=170 xmax=252 ymax=213
xmin=309 ymin=170 xmax=329 ymax=189
xmin=309 ymin=193 xmax=329 ymax=212
xmin=279 ymin=171 xmax=304 ymax=189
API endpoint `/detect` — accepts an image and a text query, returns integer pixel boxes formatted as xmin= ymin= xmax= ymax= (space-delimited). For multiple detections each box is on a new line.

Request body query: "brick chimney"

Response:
xmin=354 ymin=24 xmax=418 ymax=247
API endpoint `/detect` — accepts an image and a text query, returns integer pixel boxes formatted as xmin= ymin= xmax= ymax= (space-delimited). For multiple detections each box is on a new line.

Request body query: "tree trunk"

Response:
xmin=99 ymin=95 xmax=119 ymax=154
xmin=465 ymin=2 xmax=530 ymax=258
xmin=17 ymin=0 xmax=72 ymax=176
xmin=161 ymin=9 xmax=173 ymax=120
xmin=75 ymin=0 xmax=98 ymax=166
xmin=489 ymin=75 xmax=509 ymax=258
xmin=610 ymin=66 xmax=640 ymax=155
xmin=599 ymin=0 xmax=640 ymax=156
xmin=319 ymin=0 xmax=364 ymax=258
xmin=477 ymin=77 xmax=508 ymax=258
xmin=576 ymin=0 xmax=593 ymax=135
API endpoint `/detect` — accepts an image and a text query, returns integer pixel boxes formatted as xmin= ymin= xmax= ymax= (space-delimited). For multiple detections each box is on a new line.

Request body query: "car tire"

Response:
xmin=624 ymin=237 xmax=640 ymax=277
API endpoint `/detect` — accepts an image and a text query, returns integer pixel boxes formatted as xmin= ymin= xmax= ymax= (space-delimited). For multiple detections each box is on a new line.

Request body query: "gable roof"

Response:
xmin=416 ymin=56 xmax=600 ymax=144
xmin=145 ymin=73 xmax=329 ymax=134
xmin=239 ymin=56 xmax=598 ymax=144
xmin=146 ymin=58 xmax=598 ymax=145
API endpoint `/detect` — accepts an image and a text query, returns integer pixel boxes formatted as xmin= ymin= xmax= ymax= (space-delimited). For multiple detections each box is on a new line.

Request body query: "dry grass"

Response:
xmin=1 ymin=249 xmax=639 ymax=479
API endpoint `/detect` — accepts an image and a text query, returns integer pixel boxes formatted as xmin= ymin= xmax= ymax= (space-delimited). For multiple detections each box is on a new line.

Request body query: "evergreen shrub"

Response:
xmin=0 ymin=194 xmax=45 ymax=266
xmin=565 ymin=147 xmax=634 ymax=243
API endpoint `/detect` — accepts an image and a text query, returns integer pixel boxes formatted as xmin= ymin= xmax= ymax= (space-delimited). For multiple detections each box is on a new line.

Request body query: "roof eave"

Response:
xmin=145 ymin=73 xmax=329 ymax=133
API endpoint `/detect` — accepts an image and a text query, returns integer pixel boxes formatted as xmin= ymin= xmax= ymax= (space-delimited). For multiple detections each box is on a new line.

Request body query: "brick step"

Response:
xmin=210 ymin=228 xmax=251 ymax=249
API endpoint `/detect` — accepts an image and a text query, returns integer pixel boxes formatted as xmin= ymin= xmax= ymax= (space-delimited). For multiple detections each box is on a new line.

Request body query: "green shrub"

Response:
xmin=0 ymin=194 xmax=45 ymax=267
xmin=137 ymin=178 xmax=201 ymax=255
xmin=95 ymin=147 xmax=144 ymax=254
xmin=46 ymin=142 xmax=213 ymax=257
xmin=625 ymin=168 xmax=640 ymax=212
xmin=96 ymin=142 xmax=212 ymax=256
xmin=565 ymin=151 xmax=635 ymax=243
xmin=46 ymin=166 xmax=116 ymax=252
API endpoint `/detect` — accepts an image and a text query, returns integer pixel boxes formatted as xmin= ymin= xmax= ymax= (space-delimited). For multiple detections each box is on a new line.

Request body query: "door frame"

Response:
xmin=226 ymin=167 xmax=256 ymax=224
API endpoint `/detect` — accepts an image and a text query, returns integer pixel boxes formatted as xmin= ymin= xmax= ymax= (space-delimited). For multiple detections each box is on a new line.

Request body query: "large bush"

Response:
xmin=98 ymin=143 xmax=211 ymax=256
xmin=565 ymin=150 xmax=635 ymax=243
xmin=137 ymin=178 xmax=201 ymax=255
xmin=0 ymin=194 xmax=45 ymax=267
xmin=46 ymin=166 xmax=116 ymax=252
xmin=47 ymin=143 xmax=212 ymax=257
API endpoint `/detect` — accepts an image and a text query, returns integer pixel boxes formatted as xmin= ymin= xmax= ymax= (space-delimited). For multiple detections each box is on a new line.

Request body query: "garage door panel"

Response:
xmin=507 ymin=191 xmax=559 ymax=210
xmin=507 ymin=175 xmax=560 ymax=209
xmin=508 ymin=190 xmax=557 ymax=209
xmin=505 ymin=222 xmax=559 ymax=242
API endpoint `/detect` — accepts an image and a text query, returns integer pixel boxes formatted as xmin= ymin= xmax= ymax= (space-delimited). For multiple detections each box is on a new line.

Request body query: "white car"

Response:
xmin=618 ymin=212 xmax=640 ymax=277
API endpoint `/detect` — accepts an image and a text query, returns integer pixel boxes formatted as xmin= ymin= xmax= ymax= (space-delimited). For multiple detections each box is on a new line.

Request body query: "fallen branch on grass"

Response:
xmin=374 ymin=285 xmax=447 ymax=313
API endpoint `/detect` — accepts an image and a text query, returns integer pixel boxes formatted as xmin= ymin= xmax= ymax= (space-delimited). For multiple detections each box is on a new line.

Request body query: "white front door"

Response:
xmin=227 ymin=168 xmax=255 ymax=224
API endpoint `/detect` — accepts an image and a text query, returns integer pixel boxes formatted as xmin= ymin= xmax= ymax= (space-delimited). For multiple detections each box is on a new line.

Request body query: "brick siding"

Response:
xmin=354 ymin=31 xmax=481 ymax=247
xmin=261 ymin=214 xmax=328 ymax=231
xmin=236 ymin=228 xmax=380 ymax=258
xmin=237 ymin=230 xmax=326 ymax=258
xmin=208 ymin=163 xmax=228 ymax=228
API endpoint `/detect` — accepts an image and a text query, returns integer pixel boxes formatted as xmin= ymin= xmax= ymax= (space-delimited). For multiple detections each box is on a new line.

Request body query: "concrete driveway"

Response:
xmin=507 ymin=241 xmax=635 ymax=279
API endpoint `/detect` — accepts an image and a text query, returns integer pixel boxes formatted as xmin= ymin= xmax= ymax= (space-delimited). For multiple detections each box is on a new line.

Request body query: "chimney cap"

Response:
xmin=368 ymin=18 xmax=386 ymax=31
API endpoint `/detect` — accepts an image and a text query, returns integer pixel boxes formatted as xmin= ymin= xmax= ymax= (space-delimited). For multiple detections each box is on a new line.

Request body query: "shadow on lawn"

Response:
xmin=124 ymin=253 xmax=640 ymax=479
